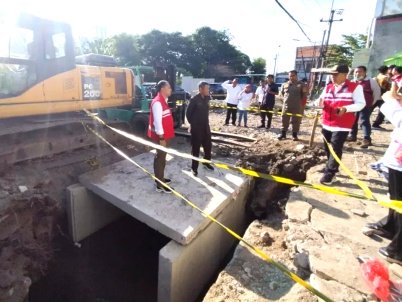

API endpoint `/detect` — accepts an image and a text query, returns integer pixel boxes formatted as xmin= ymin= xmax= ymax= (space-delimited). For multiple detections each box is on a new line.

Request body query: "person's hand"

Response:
xmin=336 ymin=107 xmax=347 ymax=116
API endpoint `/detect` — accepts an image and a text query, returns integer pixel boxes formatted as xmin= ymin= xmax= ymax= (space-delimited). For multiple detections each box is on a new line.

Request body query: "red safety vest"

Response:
xmin=322 ymin=80 xmax=358 ymax=130
xmin=355 ymin=78 xmax=373 ymax=107
xmin=147 ymin=93 xmax=175 ymax=141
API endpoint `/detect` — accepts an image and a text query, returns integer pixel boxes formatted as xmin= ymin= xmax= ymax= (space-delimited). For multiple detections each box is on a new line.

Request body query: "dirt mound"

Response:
xmin=0 ymin=195 xmax=60 ymax=302
xmin=238 ymin=145 xmax=326 ymax=218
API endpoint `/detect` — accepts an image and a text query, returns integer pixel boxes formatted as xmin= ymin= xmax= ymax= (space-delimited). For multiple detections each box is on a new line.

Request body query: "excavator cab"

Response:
xmin=0 ymin=13 xmax=75 ymax=98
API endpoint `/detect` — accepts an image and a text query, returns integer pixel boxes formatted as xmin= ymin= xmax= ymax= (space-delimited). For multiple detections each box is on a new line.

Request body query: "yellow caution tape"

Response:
xmin=84 ymin=123 xmax=335 ymax=302
xmin=323 ymin=137 xmax=402 ymax=213
xmin=83 ymin=109 xmax=372 ymax=202
xmin=208 ymin=102 xmax=318 ymax=119
xmin=323 ymin=137 xmax=374 ymax=200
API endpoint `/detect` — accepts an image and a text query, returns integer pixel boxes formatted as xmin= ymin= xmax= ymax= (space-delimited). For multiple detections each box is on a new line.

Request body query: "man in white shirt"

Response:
xmin=319 ymin=65 xmax=366 ymax=185
xmin=255 ymin=80 xmax=266 ymax=105
xmin=237 ymin=84 xmax=254 ymax=127
xmin=222 ymin=78 xmax=242 ymax=126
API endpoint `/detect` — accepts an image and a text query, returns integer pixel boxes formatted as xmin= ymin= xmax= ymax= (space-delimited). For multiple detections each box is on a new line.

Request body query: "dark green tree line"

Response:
xmin=81 ymin=27 xmax=252 ymax=77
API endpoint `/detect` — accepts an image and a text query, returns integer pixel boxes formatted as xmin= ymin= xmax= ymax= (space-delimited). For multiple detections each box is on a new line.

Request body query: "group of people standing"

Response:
xmin=319 ymin=63 xmax=402 ymax=265
xmin=145 ymin=62 xmax=401 ymax=265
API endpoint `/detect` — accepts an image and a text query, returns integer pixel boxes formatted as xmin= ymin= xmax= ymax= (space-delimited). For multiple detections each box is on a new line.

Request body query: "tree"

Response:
xmin=325 ymin=34 xmax=367 ymax=67
xmin=250 ymin=57 xmax=266 ymax=75
xmin=81 ymin=37 xmax=114 ymax=55
xmin=138 ymin=30 xmax=192 ymax=69
xmin=190 ymin=27 xmax=251 ymax=77
xmin=111 ymin=33 xmax=142 ymax=66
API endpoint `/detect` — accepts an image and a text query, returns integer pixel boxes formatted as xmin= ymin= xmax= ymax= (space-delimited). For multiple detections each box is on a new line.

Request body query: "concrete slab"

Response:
xmin=66 ymin=184 xmax=124 ymax=242
xmin=79 ymin=152 xmax=245 ymax=245
xmin=158 ymin=178 xmax=252 ymax=302
xmin=285 ymin=199 xmax=312 ymax=223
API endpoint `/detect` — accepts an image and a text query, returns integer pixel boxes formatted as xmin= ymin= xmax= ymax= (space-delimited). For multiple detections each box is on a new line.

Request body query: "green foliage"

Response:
xmin=80 ymin=27 xmax=251 ymax=77
xmin=325 ymin=34 xmax=367 ymax=67
xmin=251 ymin=57 xmax=266 ymax=75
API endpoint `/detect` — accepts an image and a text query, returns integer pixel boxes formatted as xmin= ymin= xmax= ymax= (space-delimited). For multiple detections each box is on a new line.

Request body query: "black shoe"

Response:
xmin=156 ymin=185 xmax=173 ymax=194
xmin=319 ymin=173 xmax=337 ymax=185
xmin=346 ymin=136 xmax=357 ymax=142
xmin=164 ymin=178 xmax=171 ymax=184
xmin=292 ymin=133 xmax=299 ymax=141
xmin=372 ymin=125 xmax=384 ymax=130
xmin=244 ymin=125 xmax=248 ymax=128
xmin=362 ymin=223 xmax=393 ymax=239
xmin=192 ymin=169 xmax=198 ymax=176
xmin=223 ymin=123 xmax=229 ymax=126
xmin=232 ymin=123 xmax=236 ymax=126
xmin=277 ymin=131 xmax=286 ymax=140
xmin=258 ymin=125 xmax=265 ymax=128
xmin=203 ymin=163 xmax=215 ymax=171
xmin=360 ymin=139 xmax=372 ymax=149
xmin=378 ymin=247 xmax=402 ymax=265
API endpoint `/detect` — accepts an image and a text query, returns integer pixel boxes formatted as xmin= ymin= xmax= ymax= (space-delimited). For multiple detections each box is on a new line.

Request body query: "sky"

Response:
xmin=2 ymin=0 xmax=378 ymax=74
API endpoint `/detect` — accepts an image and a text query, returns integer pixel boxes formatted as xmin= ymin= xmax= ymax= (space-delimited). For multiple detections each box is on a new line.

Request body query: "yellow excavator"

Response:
xmin=0 ymin=13 xmax=134 ymax=118
xmin=0 ymin=13 xmax=136 ymax=165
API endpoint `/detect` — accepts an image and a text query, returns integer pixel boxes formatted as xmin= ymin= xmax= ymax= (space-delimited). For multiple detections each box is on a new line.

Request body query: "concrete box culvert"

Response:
xmin=67 ymin=151 xmax=254 ymax=302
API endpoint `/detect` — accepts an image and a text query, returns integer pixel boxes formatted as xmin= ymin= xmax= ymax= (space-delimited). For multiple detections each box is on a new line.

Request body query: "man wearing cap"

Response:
xmin=347 ymin=66 xmax=381 ymax=148
xmin=278 ymin=70 xmax=307 ymax=141
xmin=319 ymin=65 xmax=366 ymax=185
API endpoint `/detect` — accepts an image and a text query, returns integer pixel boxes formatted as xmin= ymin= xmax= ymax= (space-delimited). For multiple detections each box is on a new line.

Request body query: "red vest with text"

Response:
xmin=147 ymin=93 xmax=175 ymax=141
xmin=356 ymin=78 xmax=374 ymax=107
xmin=322 ymin=80 xmax=359 ymax=129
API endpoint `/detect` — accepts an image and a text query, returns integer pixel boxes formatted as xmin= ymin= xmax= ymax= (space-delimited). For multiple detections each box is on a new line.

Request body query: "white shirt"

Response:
xmin=237 ymin=91 xmax=253 ymax=110
xmin=381 ymin=95 xmax=402 ymax=172
xmin=151 ymin=102 xmax=164 ymax=135
xmin=320 ymin=83 xmax=366 ymax=132
xmin=255 ymin=86 xmax=266 ymax=103
xmin=222 ymin=80 xmax=242 ymax=105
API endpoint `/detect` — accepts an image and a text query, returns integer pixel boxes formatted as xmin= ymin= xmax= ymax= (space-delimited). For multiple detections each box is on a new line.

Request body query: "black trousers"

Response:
xmin=370 ymin=100 xmax=385 ymax=127
xmin=322 ymin=128 xmax=349 ymax=175
xmin=154 ymin=140 xmax=168 ymax=185
xmin=377 ymin=168 xmax=402 ymax=254
xmin=260 ymin=105 xmax=274 ymax=128
xmin=191 ymin=129 xmax=212 ymax=171
xmin=225 ymin=103 xmax=237 ymax=125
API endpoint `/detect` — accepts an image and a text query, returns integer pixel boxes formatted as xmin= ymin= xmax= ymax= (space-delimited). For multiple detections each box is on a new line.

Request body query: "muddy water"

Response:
xmin=29 ymin=215 xmax=170 ymax=302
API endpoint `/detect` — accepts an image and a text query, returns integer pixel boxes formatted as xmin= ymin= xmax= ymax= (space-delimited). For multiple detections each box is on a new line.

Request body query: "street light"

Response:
xmin=273 ymin=45 xmax=281 ymax=78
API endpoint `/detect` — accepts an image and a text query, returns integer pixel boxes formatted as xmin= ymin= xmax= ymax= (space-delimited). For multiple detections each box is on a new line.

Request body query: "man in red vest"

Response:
xmin=319 ymin=65 xmax=366 ymax=185
xmin=148 ymin=80 xmax=175 ymax=193
xmin=347 ymin=65 xmax=381 ymax=148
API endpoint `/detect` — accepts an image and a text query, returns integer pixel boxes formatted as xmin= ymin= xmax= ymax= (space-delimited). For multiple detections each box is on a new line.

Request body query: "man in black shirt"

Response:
xmin=186 ymin=82 xmax=214 ymax=176
xmin=258 ymin=74 xmax=279 ymax=129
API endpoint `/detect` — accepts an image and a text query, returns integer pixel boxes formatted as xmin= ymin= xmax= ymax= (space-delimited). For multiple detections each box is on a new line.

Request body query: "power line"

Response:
xmin=274 ymin=0 xmax=312 ymax=43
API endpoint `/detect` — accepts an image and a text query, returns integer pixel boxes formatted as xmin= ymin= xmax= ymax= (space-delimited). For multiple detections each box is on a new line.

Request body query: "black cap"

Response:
xmin=327 ymin=65 xmax=349 ymax=74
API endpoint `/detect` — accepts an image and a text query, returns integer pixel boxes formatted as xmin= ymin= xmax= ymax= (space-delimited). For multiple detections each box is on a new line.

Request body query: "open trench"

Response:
xmin=0 ymin=139 xmax=326 ymax=302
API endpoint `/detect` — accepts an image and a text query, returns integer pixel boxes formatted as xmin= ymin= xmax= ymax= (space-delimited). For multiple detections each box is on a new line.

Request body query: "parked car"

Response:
xmin=209 ymin=83 xmax=226 ymax=100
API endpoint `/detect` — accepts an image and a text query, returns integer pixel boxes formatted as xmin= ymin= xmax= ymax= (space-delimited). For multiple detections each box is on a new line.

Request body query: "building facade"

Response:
xmin=366 ymin=0 xmax=402 ymax=75
xmin=294 ymin=45 xmax=322 ymax=80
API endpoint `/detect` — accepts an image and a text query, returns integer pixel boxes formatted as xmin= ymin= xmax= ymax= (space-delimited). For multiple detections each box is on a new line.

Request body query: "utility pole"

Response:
xmin=320 ymin=9 xmax=343 ymax=68
xmin=317 ymin=8 xmax=343 ymax=88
